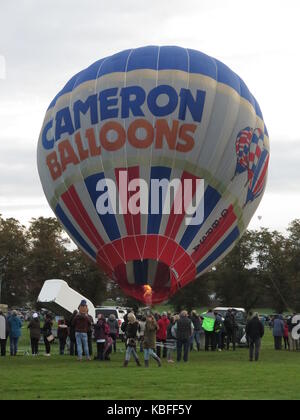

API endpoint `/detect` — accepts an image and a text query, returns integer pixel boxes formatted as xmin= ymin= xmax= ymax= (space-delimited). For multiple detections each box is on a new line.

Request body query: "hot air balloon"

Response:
xmin=37 ymin=46 xmax=270 ymax=305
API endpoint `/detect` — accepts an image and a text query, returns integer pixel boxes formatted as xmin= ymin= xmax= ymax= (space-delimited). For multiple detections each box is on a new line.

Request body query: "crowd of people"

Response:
xmin=0 ymin=305 xmax=300 ymax=365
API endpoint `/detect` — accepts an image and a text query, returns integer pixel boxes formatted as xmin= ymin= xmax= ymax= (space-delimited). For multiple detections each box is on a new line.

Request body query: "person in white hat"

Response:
xmin=27 ymin=313 xmax=41 ymax=356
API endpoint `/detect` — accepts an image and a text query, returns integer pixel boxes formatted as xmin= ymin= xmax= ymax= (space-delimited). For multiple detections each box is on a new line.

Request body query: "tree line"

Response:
xmin=0 ymin=214 xmax=300 ymax=314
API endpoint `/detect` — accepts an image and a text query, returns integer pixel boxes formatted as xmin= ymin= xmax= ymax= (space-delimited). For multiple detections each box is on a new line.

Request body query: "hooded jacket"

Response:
xmin=8 ymin=314 xmax=22 ymax=338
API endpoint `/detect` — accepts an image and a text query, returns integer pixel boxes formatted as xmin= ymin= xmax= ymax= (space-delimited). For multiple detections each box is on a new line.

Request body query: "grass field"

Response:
xmin=0 ymin=325 xmax=300 ymax=400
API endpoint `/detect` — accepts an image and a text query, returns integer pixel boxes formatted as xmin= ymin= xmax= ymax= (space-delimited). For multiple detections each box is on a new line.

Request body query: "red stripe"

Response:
xmin=164 ymin=171 xmax=200 ymax=240
xmin=249 ymin=152 xmax=255 ymax=163
xmin=253 ymin=155 xmax=269 ymax=195
xmin=114 ymin=263 xmax=128 ymax=289
xmin=143 ymin=235 xmax=159 ymax=260
xmin=62 ymin=186 xmax=104 ymax=249
xmin=191 ymin=205 xmax=237 ymax=265
xmin=99 ymin=243 xmax=123 ymax=268
xmin=255 ymin=148 xmax=262 ymax=159
xmin=115 ymin=167 xmax=141 ymax=236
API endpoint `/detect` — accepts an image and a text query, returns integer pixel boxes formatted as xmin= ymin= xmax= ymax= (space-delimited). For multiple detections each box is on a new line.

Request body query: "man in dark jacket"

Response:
xmin=175 ymin=311 xmax=194 ymax=362
xmin=190 ymin=311 xmax=202 ymax=351
xmin=57 ymin=318 xmax=69 ymax=356
xmin=246 ymin=312 xmax=264 ymax=362
xmin=68 ymin=310 xmax=78 ymax=356
xmin=27 ymin=313 xmax=41 ymax=356
xmin=224 ymin=309 xmax=237 ymax=351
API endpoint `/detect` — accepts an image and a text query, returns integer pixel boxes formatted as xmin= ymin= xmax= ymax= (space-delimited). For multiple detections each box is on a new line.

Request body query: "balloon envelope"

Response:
xmin=37 ymin=46 xmax=270 ymax=304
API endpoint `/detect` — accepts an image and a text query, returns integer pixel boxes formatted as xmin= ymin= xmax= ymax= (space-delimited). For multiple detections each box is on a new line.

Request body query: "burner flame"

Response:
xmin=143 ymin=285 xmax=153 ymax=305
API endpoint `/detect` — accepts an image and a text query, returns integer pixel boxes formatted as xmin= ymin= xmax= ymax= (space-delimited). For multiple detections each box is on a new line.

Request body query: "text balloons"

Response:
xmin=37 ymin=46 xmax=269 ymax=304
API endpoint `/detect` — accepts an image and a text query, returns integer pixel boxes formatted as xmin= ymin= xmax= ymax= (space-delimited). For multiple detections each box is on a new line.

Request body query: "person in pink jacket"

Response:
xmin=156 ymin=312 xmax=170 ymax=359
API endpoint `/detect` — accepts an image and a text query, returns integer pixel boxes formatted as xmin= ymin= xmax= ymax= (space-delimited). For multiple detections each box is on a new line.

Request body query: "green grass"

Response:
xmin=1 ymin=325 xmax=300 ymax=400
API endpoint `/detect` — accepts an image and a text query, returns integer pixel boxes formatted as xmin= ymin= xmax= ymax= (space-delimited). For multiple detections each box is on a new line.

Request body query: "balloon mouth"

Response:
xmin=115 ymin=259 xmax=172 ymax=305
xmin=96 ymin=235 xmax=197 ymax=305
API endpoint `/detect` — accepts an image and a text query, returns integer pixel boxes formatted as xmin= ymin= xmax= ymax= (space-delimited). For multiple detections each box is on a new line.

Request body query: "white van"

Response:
xmin=95 ymin=306 xmax=128 ymax=338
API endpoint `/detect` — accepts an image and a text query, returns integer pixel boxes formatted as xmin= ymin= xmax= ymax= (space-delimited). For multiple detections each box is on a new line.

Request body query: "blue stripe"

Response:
xmin=159 ymin=46 xmax=189 ymax=72
xmin=254 ymin=99 xmax=263 ymax=122
xmin=46 ymin=46 xmax=265 ymax=123
xmin=187 ymin=49 xmax=217 ymax=79
xmin=239 ymin=79 xmax=255 ymax=110
xmin=147 ymin=166 xmax=172 ymax=234
xmin=180 ymin=186 xmax=221 ymax=250
xmin=55 ymin=204 xmax=96 ymax=259
xmin=196 ymin=226 xmax=240 ymax=274
xmin=133 ymin=260 xmax=148 ymax=285
xmin=85 ymin=173 xmax=121 ymax=241
xmin=251 ymin=129 xmax=262 ymax=147
xmin=254 ymin=149 xmax=268 ymax=184
xmin=127 ymin=46 xmax=159 ymax=71
xmin=97 ymin=49 xmax=132 ymax=78
xmin=215 ymin=59 xmax=241 ymax=96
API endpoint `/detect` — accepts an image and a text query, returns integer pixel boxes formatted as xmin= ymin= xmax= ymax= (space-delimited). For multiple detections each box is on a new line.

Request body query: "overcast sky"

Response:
xmin=0 ymin=0 xmax=299 ymax=233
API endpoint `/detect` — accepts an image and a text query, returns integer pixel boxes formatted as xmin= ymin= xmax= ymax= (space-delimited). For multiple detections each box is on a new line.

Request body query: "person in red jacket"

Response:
xmin=156 ymin=312 xmax=170 ymax=359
